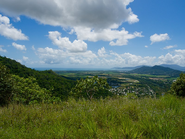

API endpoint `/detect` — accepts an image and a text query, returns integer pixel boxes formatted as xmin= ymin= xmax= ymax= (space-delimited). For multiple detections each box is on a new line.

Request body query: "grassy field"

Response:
xmin=1 ymin=95 xmax=185 ymax=139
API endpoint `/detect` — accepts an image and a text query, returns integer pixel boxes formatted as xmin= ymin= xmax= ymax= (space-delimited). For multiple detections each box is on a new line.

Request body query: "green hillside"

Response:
xmin=130 ymin=65 xmax=182 ymax=77
xmin=0 ymin=56 xmax=75 ymax=100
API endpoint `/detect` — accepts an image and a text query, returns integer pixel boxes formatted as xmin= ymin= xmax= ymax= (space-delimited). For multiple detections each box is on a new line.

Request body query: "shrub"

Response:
xmin=168 ymin=73 xmax=185 ymax=97
xmin=12 ymin=75 xmax=60 ymax=104
xmin=70 ymin=76 xmax=111 ymax=100
xmin=0 ymin=63 xmax=14 ymax=106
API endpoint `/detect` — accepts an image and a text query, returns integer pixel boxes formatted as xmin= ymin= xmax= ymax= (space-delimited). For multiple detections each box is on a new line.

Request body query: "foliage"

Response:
xmin=0 ymin=56 xmax=75 ymax=100
xmin=0 ymin=63 xmax=14 ymax=106
xmin=70 ymin=76 xmax=111 ymax=100
xmin=169 ymin=73 xmax=185 ymax=97
xmin=11 ymin=75 xmax=61 ymax=104
xmin=1 ymin=95 xmax=185 ymax=138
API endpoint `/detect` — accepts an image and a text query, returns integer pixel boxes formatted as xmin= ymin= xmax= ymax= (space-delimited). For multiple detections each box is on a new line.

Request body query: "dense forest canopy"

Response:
xmin=0 ymin=56 xmax=75 ymax=101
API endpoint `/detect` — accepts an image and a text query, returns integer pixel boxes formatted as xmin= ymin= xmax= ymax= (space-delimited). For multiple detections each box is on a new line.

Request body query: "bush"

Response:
xmin=0 ymin=63 xmax=14 ymax=106
xmin=70 ymin=76 xmax=111 ymax=100
xmin=169 ymin=73 xmax=185 ymax=97
xmin=12 ymin=75 xmax=60 ymax=104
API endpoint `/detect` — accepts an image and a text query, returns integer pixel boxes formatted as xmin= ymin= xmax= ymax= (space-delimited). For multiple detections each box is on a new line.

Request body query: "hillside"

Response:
xmin=113 ymin=64 xmax=185 ymax=72
xmin=0 ymin=56 xmax=75 ymax=100
xmin=160 ymin=64 xmax=185 ymax=71
xmin=129 ymin=65 xmax=182 ymax=77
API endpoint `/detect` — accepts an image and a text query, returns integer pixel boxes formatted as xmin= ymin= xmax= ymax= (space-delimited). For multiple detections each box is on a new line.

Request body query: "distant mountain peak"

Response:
xmin=129 ymin=65 xmax=183 ymax=77
xmin=113 ymin=64 xmax=185 ymax=72
xmin=112 ymin=65 xmax=150 ymax=71
xmin=159 ymin=64 xmax=185 ymax=71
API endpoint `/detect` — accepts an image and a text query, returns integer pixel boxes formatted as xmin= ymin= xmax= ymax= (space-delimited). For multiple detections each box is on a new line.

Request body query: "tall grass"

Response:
xmin=0 ymin=95 xmax=185 ymax=138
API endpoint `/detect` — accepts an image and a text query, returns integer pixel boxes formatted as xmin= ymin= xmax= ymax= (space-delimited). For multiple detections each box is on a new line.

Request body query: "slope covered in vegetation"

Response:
xmin=0 ymin=56 xmax=75 ymax=100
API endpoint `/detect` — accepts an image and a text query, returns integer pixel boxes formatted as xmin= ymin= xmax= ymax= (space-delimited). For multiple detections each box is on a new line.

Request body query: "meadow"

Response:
xmin=1 ymin=94 xmax=185 ymax=139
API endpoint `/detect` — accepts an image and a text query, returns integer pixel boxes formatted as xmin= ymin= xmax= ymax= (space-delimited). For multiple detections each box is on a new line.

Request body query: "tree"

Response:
xmin=0 ymin=63 xmax=14 ymax=106
xmin=12 ymin=75 xmax=60 ymax=104
xmin=168 ymin=73 xmax=185 ymax=97
xmin=70 ymin=76 xmax=111 ymax=100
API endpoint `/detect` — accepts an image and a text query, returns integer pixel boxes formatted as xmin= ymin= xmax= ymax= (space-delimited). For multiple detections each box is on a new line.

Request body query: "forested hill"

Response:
xmin=0 ymin=56 xmax=75 ymax=100
xmin=129 ymin=65 xmax=183 ymax=77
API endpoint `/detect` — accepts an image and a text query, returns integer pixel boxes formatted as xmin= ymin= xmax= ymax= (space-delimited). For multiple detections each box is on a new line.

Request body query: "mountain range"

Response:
xmin=129 ymin=65 xmax=183 ymax=77
xmin=159 ymin=64 xmax=185 ymax=71
xmin=113 ymin=64 xmax=185 ymax=71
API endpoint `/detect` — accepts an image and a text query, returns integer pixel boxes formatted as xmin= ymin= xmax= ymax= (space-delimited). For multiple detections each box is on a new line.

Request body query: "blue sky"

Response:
xmin=0 ymin=0 xmax=185 ymax=69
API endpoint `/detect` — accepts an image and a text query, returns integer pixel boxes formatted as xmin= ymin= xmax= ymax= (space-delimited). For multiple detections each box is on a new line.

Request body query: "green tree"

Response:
xmin=168 ymin=73 xmax=185 ymax=97
xmin=0 ymin=63 xmax=14 ymax=105
xmin=12 ymin=75 xmax=60 ymax=104
xmin=70 ymin=76 xmax=111 ymax=100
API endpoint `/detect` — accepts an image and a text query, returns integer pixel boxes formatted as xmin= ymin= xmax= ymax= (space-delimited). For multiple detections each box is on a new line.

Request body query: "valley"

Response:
xmin=55 ymin=68 xmax=178 ymax=98
xmin=1 ymin=56 xmax=185 ymax=138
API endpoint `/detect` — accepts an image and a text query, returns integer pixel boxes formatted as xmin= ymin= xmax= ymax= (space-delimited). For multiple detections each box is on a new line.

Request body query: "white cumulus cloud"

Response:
xmin=0 ymin=14 xmax=28 ymax=40
xmin=158 ymin=49 xmax=185 ymax=66
xmin=37 ymin=47 xmax=65 ymax=64
xmin=74 ymin=27 xmax=143 ymax=46
xmin=36 ymin=30 xmax=98 ymax=65
xmin=36 ymin=43 xmax=159 ymax=67
xmin=97 ymin=51 xmax=156 ymax=68
xmin=0 ymin=0 xmax=138 ymax=30
xmin=69 ymin=51 xmax=97 ymax=65
xmin=150 ymin=33 xmax=170 ymax=45
xmin=15 ymin=17 xmax=20 ymax=22
xmin=13 ymin=16 xmax=20 ymax=22
xmin=0 ymin=45 xmax=7 ymax=52
xmin=23 ymin=56 xmax=28 ymax=61
xmin=126 ymin=8 xmax=139 ymax=24
xmin=48 ymin=31 xmax=87 ymax=52
xmin=111 ymin=52 xmax=156 ymax=66
xmin=12 ymin=42 xmax=26 ymax=51
xmin=17 ymin=56 xmax=29 ymax=64
xmin=163 ymin=45 xmax=177 ymax=50
xmin=37 ymin=47 xmax=97 ymax=65
xmin=98 ymin=47 xmax=107 ymax=57
xmin=174 ymin=49 xmax=185 ymax=55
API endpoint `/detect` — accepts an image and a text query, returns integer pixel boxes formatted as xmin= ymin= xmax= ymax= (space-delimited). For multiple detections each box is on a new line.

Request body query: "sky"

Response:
xmin=0 ymin=0 xmax=185 ymax=69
